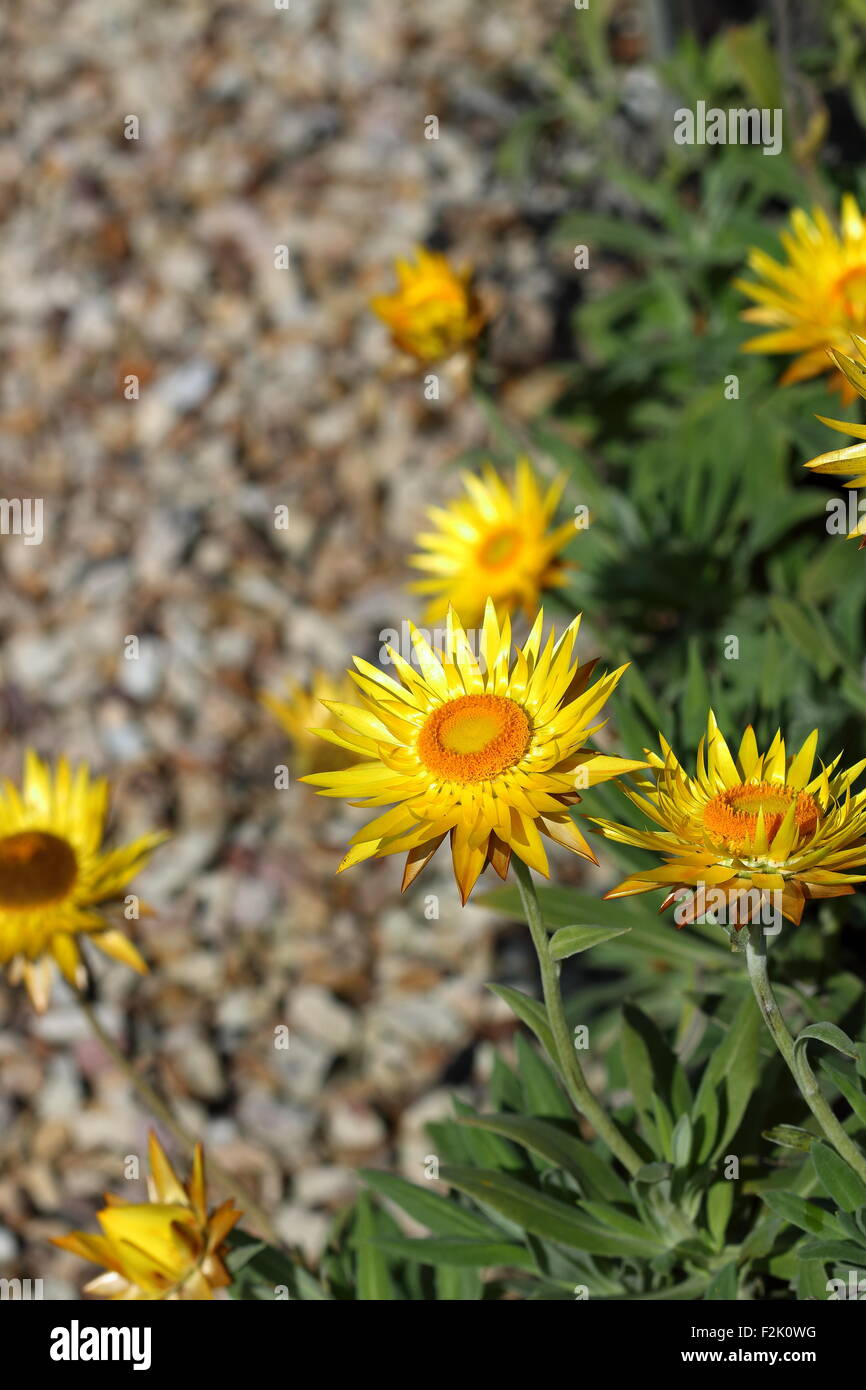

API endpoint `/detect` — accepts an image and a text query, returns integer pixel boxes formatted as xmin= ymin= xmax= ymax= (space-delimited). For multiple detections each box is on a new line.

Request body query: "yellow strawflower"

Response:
xmin=409 ymin=459 xmax=574 ymax=625
xmin=262 ymin=670 xmax=360 ymax=774
xmin=370 ymin=246 xmax=485 ymax=361
xmin=592 ymin=711 xmax=866 ymax=927
xmin=737 ymin=194 xmax=866 ymax=399
xmin=802 ymin=335 xmax=866 ymax=544
xmin=53 ymin=1132 xmax=241 ymax=1300
xmin=0 ymin=752 xmax=166 ymax=1010
xmin=302 ymin=601 xmax=644 ymax=903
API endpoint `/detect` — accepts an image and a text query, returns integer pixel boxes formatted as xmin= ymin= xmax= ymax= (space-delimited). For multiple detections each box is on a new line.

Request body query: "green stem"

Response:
xmin=513 ymin=857 xmax=643 ymax=1177
xmin=76 ymin=994 xmax=283 ymax=1246
xmin=745 ymin=923 xmax=866 ymax=1185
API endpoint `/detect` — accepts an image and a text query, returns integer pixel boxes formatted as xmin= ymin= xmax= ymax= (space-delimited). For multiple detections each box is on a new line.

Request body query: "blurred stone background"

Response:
xmin=0 ymin=0 xmax=625 ymax=1293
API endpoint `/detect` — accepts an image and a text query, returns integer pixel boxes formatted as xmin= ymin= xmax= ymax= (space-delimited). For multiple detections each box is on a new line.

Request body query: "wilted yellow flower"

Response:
xmin=409 ymin=459 xmax=574 ymax=626
xmin=53 ymin=1131 xmax=241 ymax=1300
xmin=803 ymin=335 xmax=866 ymax=545
xmin=302 ymin=601 xmax=644 ymax=903
xmin=370 ymin=246 xmax=484 ymax=361
xmin=0 ymin=752 xmax=166 ymax=1010
xmin=262 ymin=670 xmax=360 ymax=774
xmin=592 ymin=712 xmax=866 ymax=927
xmin=736 ymin=195 xmax=866 ymax=399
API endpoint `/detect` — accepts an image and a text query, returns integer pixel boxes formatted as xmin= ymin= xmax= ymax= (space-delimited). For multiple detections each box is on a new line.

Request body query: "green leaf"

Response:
xmin=762 ymin=1124 xmax=815 ymax=1152
xmin=451 ymin=1098 xmax=523 ymax=1171
xmin=225 ymin=1232 xmax=271 ymax=1276
xmin=487 ymin=984 xmax=555 ymax=1058
xmin=706 ymin=1181 xmax=734 ymax=1250
xmin=762 ymin=1191 xmax=842 ymax=1238
xmin=794 ymin=1023 xmax=859 ymax=1063
xmin=651 ymin=1091 xmax=674 ymax=1161
xmin=480 ymin=885 xmax=730 ymax=969
xmin=704 ymin=1261 xmax=738 ymax=1300
xmin=375 ymin=1235 xmax=536 ymax=1269
xmin=621 ymin=1005 xmax=665 ymax=1116
xmin=672 ymin=1113 xmax=693 ymax=1169
xmin=797 ymin=1261 xmax=831 ymax=1301
xmin=435 ymin=1264 xmax=484 ymax=1300
xmin=635 ymin=1162 xmax=672 ymax=1185
xmin=820 ymin=1056 xmax=866 ymax=1129
xmin=620 ymin=1003 xmax=690 ymax=1155
xmin=440 ymin=1166 xmax=660 ymax=1257
xmin=811 ymin=1143 xmax=866 ymax=1214
xmin=489 ymin=1052 xmax=523 ymax=1111
xmin=360 ymin=1170 xmax=507 ymax=1240
xmin=548 ymin=924 xmax=631 ymax=959
xmin=458 ymin=1114 xmax=585 ymax=1186
xmin=291 ymin=1267 xmax=332 ymax=1301
xmin=769 ymin=597 xmax=841 ymax=679
xmin=837 ymin=1209 xmax=866 ymax=1246
xmin=225 ymin=1232 xmax=327 ymax=1300
xmin=515 ymin=1033 xmax=572 ymax=1120
xmin=556 ymin=211 xmax=664 ymax=263
xmin=682 ymin=637 xmax=712 ymax=748
xmin=693 ymin=993 xmax=761 ymax=1161
xmin=799 ymin=1239 xmax=866 ymax=1264
xmin=425 ymin=1118 xmax=474 ymax=1167
xmin=356 ymin=1194 xmax=395 ymax=1301
xmin=462 ymin=1114 xmax=632 ymax=1204
xmin=580 ymin=1200 xmax=662 ymax=1247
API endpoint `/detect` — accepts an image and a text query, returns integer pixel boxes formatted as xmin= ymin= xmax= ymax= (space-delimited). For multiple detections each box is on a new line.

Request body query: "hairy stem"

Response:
xmin=745 ymin=923 xmax=866 ymax=1185
xmin=513 ymin=857 xmax=643 ymax=1176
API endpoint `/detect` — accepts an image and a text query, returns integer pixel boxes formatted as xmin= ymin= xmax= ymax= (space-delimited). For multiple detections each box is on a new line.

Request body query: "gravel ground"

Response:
xmin=0 ymin=0 xmax=649 ymax=1293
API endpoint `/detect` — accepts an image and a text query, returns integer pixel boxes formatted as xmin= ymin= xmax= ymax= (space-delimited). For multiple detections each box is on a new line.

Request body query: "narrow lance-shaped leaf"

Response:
xmin=811 ymin=1142 xmax=866 ymax=1214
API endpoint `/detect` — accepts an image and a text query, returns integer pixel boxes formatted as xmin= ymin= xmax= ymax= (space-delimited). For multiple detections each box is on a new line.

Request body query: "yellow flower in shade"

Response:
xmin=803 ymin=335 xmax=866 ymax=546
xmin=592 ymin=711 xmax=866 ymax=928
xmin=0 ymin=752 xmax=166 ymax=1011
xmin=409 ymin=459 xmax=574 ymax=626
xmin=736 ymin=195 xmax=866 ymax=399
xmin=301 ymin=601 xmax=645 ymax=903
xmin=262 ymin=670 xmax=360 ymax=774
xmin=370 ymin=246 xmax=485 ymax=361
xmin=53 ymin=1131 xmax=242 ymax=1301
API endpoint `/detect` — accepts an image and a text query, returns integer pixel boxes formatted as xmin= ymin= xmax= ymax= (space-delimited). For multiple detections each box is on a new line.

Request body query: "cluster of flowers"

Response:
xmin=9 ymin=198 xmax=866 ymax=1298
xmin=294 ymin=202 xmax=866 ymax=914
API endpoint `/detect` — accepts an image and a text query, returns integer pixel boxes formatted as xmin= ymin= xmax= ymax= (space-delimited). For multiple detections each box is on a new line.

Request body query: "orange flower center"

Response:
xmin=417 ymin=694 xmax=530 ymax=782
xmin=0 ymin=830 xmax=78 ymax=908
xmin=702 ymin=782 xmax=819 ymax=853
xmin=478 ymin=525 xmax=523 ymax=571
xmin=833 ymin=264 xmax=866 ymax=320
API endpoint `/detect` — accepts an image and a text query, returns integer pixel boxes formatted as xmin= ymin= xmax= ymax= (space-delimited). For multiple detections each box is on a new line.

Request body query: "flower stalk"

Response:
xmin=513 ymin=857 xmax=643 ymax=1177
xmin=744 ymin=922 xmax=866 ymax=1185
xmin=76 ymin=993 xmax=282 ymax=1246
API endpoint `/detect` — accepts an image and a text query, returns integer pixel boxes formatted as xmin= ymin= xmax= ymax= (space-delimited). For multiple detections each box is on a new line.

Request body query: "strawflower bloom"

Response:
xmin=370 ymin=246 xmax=485 ymax=361
xmin=302 ymin=600 xmax=645 ymax=903
xmin=262 ymin=670 xmax=361 ymax=774
xmin=803 ymin=334 xmax=866 ymax=545
xmin=0 ymin=752 xmax=166 ymax=1010
xmin=409 ymin=459 xmax=574 ymax=626
xmin=592 ymin=711 xmax=866 ymax=927
xmin=53 ymin=1132 xmax=241 ymax=1301
xmin=736 ymin=194 xmax=866 ymax=399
